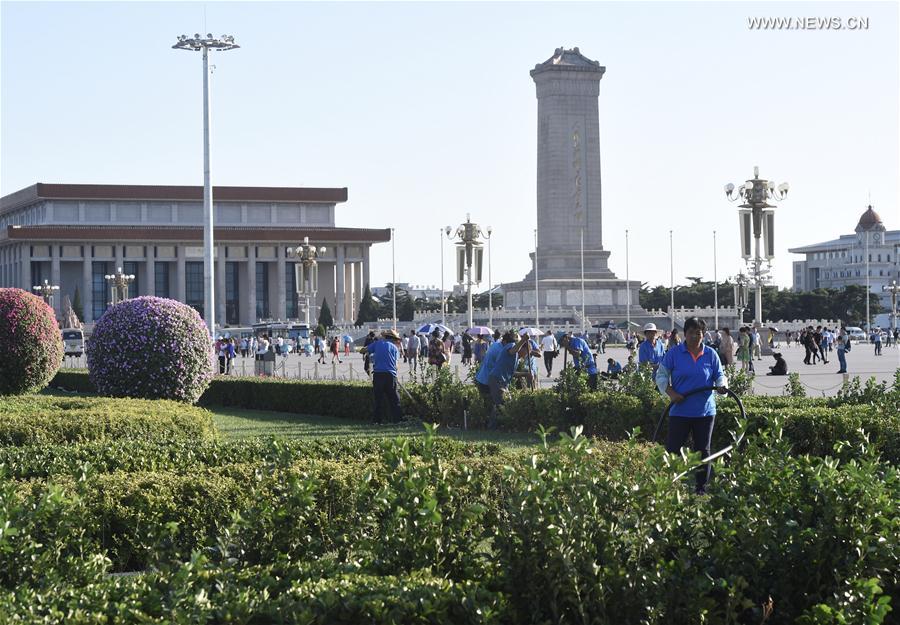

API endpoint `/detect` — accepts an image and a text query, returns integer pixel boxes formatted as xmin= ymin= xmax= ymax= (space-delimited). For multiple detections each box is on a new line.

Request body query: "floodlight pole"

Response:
xmin=173 ymin=33 xmax=240 ymax=337
xmin=713 ymin=230 xmax=719 ymax=330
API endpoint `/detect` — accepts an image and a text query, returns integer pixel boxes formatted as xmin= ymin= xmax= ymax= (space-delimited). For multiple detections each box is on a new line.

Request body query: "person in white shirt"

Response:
xmin=256 ymin=335 xmax=270 ymax=361
xmin=276 ymin=335 xmax=285 ymax=356
xmin=406 ymin=331 xmax=420 ymax=372
xmin=401 ymin=335 xmax=409 ymax=363
xmin=540 ymin=330 xmax=559 ymax=376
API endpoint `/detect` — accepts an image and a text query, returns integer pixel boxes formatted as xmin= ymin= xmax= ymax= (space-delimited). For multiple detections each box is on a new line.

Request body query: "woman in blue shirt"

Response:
xmin=655 ymin=317 xmax=727 ymax=494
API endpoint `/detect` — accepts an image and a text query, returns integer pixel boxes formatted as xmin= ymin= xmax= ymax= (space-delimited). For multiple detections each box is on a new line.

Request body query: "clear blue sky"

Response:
xmin=2 ymin=1 xmax=897 ymax=291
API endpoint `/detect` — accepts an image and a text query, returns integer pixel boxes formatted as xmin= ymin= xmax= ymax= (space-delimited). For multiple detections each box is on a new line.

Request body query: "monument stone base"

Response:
xmin=502 ymin=278 xmax=645 ymax=317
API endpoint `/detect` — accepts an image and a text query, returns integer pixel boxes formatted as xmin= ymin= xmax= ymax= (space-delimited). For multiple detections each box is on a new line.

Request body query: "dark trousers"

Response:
xmin=587 ymin=372 xmax=598 ymax=391
xmin=218 ymin=356 xmax=226 ymax=374
xmin=543 ymin=352 xmax=555 ymax=375
xmin=372 ymin=372 xmax=402 ymax=424
xmin=666 ymin=415 xmax=715 ymax=493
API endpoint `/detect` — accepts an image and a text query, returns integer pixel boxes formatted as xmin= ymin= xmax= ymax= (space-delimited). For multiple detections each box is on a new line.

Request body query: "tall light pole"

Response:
xmin=288 ymin=237 xmax=326 ymax=327
xmin=104 ymin=267 xmax=135 ymax=307
xmin=391 ymin=227 xmax=397 ymax=331
xmin=733 ymin=272 xmax=750 ymax=321
xmin=580 ymin=228 xmax=585 ymax=334
xmin=534 ymin=228 xmax=539 ymax=327
xmin=485 ymin=226 xmax=493 ymax=328
xmin=865 ymin=229 xmax=870 ymax=332
xmin=440 ymin=227 xmax=446 ymax=325
xmin=725 ymin=166 xmax=789 ymax=328
xmin=625 ymin=229 xmax=630 ymax=331
xmin=32 ymin=279 xmax=60 ymax=310
xmin=669 ymin=230 xmax=675 ymax=330
xmin=713 ymin=230 xmax=719 ymax=330
xmin=448 ymin=214 xmax=487 ymax=330
xmin=173 ymin=33 xmax=240 ymax=337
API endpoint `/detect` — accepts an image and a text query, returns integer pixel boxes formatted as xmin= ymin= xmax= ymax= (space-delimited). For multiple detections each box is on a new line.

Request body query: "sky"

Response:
xmin=2 ymin=1 xmax=898 ymax=292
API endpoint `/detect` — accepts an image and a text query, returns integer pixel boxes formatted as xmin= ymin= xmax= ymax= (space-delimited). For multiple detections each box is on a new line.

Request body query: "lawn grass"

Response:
xmin=210 ymin=406 xmax=541 ymax=448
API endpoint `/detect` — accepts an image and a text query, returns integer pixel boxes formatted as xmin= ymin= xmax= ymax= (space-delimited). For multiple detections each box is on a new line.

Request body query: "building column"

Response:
xmin=344 ymin=260 xmax=355 ymax=322
xmin=276 ymin=245 xmax=286 ymax=321
xmin=354 ymin=261 xmax=363 ymax=319
xmin=246 ymin=246 xmax=257 ymax=325
xmin=362 ymin=246 xmax=371 ymax=291
xmin=176 ymin=247 xmax=186 ymax=303
xmin=50 ymin=244 xmax=61 ymax=318
xmin=215 ymin=246 xmax=226 ymax=327
xmin=20 ymin=243 xmax=32 ymax=292
xmin=144 ymin=251 xmax=155 ymax=297
xmin=335 ymin=245 xmax=345 ymax=323
xmin=82 ymin=248 xmax=93 ymax=324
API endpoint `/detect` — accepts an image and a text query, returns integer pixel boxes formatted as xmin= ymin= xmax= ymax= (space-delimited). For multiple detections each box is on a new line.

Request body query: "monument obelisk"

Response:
xmin=502 ymin=47 xmax=640 ymax=318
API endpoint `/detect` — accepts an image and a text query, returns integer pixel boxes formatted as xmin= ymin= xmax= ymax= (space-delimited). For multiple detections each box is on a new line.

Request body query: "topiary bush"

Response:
xmin=0 ymin=288 xmax=63 ymax=395
xmin=87 ymin=297 xmax=214 ymax=403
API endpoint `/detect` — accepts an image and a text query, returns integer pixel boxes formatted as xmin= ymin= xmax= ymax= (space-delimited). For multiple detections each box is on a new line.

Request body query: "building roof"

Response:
xmin=5 ymin=224 xmax=390 ymax=244
xmin=855 ymin=205 xmax=884 ymax=231
xmin=1 ymin=183 xmax=348 ymax=215
xmin=531 ymin=47 xmax=605 ymax=77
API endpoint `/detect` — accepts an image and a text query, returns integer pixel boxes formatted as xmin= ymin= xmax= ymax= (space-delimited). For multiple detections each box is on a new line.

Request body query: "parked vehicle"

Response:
xmin=845 ymin=327 xmax=866 ymax=342
xmin=61 ymin=328 xmax=84 ymax=357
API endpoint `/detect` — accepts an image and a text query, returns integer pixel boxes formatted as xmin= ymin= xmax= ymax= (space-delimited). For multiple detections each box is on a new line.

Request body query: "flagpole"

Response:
xmin=713 ymin=230 xmax=719 ymax=330
xmin=580 ymin=228 xmax=585 ymax=335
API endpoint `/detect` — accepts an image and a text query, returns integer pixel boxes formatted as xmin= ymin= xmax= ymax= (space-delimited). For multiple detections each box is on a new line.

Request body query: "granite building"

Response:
xmin=0 ymin=183 xmax=390 ymax=327
xmin=788 ymin=205 xmax=899 ymax=312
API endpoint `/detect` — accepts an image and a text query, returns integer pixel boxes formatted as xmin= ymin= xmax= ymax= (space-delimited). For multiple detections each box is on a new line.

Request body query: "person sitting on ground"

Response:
xmin=600 ymin=357 xmax=622 ymax=380
xmin=767 ymin=352 xmax=787 ymax=376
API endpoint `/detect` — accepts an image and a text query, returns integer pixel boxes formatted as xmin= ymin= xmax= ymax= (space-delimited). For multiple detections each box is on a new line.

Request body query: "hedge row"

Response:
xmin=2 ymin=562 xmax=505 ymax=625
xmin=4 ymin=425 xmax=898 ymax=623
xmin=6 ymin=439 xmax=644 ymax=575
xmin=0 ymin=435 xmax=514 ymax=479
xmin=47 ymin=370 xmax=900 ymax=463
xmin=0 ymin=394 xmax=217 ymax=446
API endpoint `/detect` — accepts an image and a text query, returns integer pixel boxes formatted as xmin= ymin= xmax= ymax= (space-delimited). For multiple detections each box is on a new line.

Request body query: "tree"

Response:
xmin=71 ymin=286 xmax=83 ymax=321
xmin=355 ymin=284 xmax=380 ymax=325
xmin=318 ymin=297 xmax=334 ymax=329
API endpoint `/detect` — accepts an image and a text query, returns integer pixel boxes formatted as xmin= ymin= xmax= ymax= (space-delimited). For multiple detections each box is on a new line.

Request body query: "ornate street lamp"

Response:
xmin=884 ymin=280 xmax=899 ymax=335
xmin=288 ymin=237 xmax=326 ymax=327
xmin=104 ymin=267 xmax=135 ymax=307
xmin=447 ymin=214 xmax=487 ymax=330
xmin=485 ymin=226 xmax=493 ymax=328
xmin=733 ymin=272 xmax=750 ymax=321
xmin=32 ymin=279 xmax=60 ymax=309
xmin=725 ymin=166 xmax=789 ymax=332
xmin=173 ymin=33 xmax=240 ymax=336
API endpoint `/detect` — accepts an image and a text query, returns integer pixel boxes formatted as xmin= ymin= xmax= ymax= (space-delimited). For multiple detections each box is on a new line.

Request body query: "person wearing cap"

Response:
xmin=655 ymin=316 xmax=727 ymax=494
xmin=638 ymin=323 xmax=666 ymax=372
xmin=767 ymin=352 xmax=787 ymax=376
xmin=366 ymin=329 xmax=404 ymax=424
xmin=561 ymin=334 xmax=599 ymax=390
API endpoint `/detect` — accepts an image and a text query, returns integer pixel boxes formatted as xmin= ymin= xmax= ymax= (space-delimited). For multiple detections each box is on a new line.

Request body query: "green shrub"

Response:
xmin=0 ymin=288 xmax=63 ymax=395
xmin=0 ymin=436 xmax=513 ymax=479
xmin=495 ymin=424 xmax=899 ymax=624
xmin=0 ymin=394 xmax=217 ymax=446
xmin=2 ymin=561 xmax=507 ymax=625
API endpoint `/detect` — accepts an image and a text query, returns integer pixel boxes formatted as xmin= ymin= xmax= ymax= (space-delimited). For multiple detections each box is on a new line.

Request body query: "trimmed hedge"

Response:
xmin=0 ymin=436 xmax=514 ymax=479
xmin=0 ymin=394 xmax=217 ymax=446
xmin=48 ymin=370 xmax=900 ymax=463
xmin=2 ymin=563 xmax=507 ymax=625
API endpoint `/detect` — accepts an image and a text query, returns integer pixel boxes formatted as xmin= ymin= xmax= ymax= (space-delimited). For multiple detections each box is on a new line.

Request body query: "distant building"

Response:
xmin=372 ymin=283 xmax=445 ymax=301
xmin=789 ymin=205 xmax=899 ymax=311
xmin=0 ymin=183 xmax=390 ymax=327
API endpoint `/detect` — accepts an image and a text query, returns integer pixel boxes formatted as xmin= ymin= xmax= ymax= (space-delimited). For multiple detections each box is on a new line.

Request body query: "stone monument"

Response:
xmin=502 ymin=47 xmax=642 ymax=318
